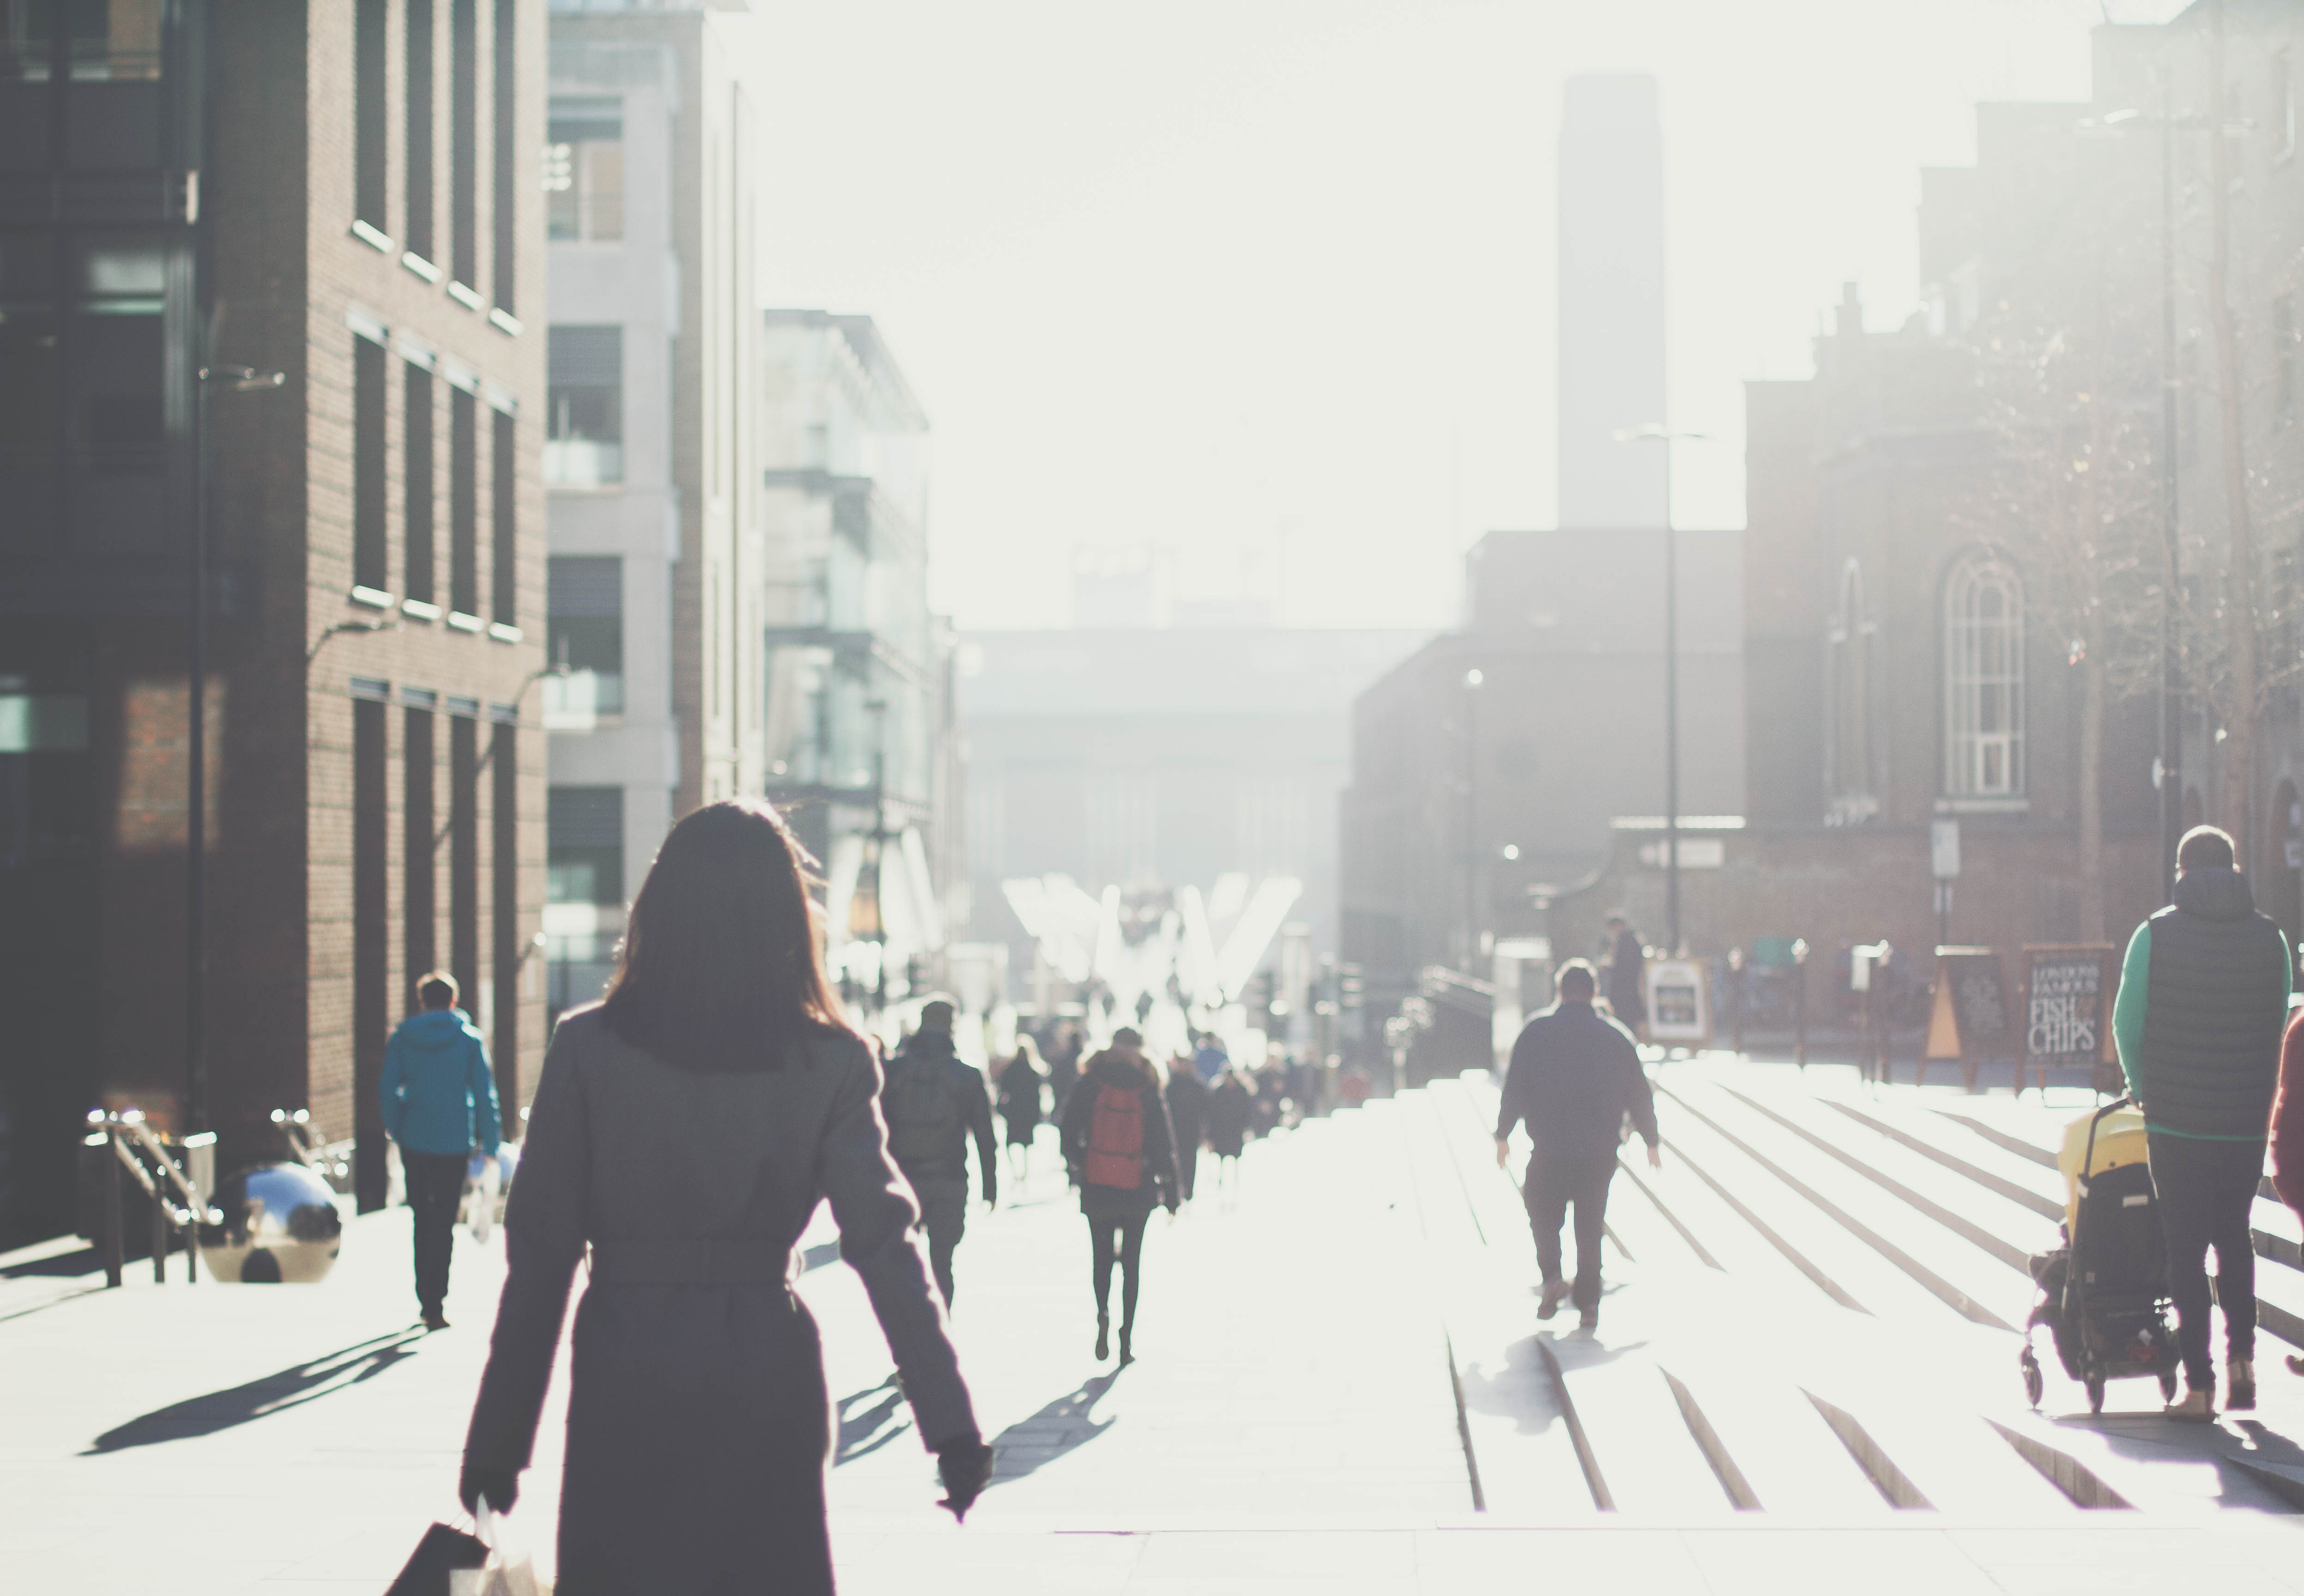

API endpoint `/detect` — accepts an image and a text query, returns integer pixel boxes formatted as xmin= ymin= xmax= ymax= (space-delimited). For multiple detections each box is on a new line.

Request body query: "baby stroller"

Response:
xmin=2020 ymin=1097 xmax=2178 ymax=1413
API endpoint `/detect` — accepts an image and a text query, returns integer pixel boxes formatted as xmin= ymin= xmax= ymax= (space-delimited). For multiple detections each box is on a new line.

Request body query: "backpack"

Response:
xmin=1085 ymin=1082 xmax=1145 ymax=1189
xmin=884 ymin=1052 xmax=962 ymax=1170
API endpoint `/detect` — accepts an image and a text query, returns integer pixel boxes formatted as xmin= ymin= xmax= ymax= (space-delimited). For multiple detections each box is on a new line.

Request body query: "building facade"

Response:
xmin=968 ymin=626 xmax=1428 ymax=1000
xmin=1338 ymin=529 xmax=1744 ymax=1016
xmin=0 ymin=0 xmax=549 ymax=1242
xmin=540 ymin=0 xmax=762 ymax=1019
xmin=759 ymin=310 xmax=957 ymax=1010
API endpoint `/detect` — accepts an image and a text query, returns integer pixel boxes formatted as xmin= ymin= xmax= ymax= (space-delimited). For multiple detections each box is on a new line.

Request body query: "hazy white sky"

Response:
xmin=747 ymin=0 xmax=2184 ymax=631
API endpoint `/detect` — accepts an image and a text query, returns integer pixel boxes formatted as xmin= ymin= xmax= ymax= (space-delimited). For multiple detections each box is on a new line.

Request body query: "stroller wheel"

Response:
xmin=2020 ymin=1348 xmax=2044 ymax=1409
xmin=2159 ymin=1371 xmax=2178 ymax=1403
xmin=2086 ymin=1375 xmax=2106 ymax=1415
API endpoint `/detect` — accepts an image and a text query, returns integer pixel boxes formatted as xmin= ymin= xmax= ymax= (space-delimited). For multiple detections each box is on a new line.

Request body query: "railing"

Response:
xmin=84 ymin=1110 xmax=214 ymax=1288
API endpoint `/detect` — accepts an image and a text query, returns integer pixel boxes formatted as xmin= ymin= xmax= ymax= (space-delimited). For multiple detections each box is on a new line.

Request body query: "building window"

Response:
xmin=2276 ymin=50 xmax=2296 ymax=163
xmin=491 ymin=405 xmax=516 ymax=623
xmin=1944 ymin=552 xmax=2025 ymax=798
xmin=450 ymin=0 xmax=477 ymax=290
xmin=0 ymin=232 xmax=61 ymax=542
xmin=490 ymin=0 xmax=517 ymax=309
xmin=353 ymin=334 xmax=387 ymax=591
xmin=548 ymin=785 xmax=623 ymax=906
xmin=545 ymin=556 xmax=623 ymax=723
xmin=70 ymin=238 xmax=167 ymax=547
xmin=405 ymin=363 xmax=436 ymax=602
xmin=450 ymin=712 xmax=479 ymax=1005
xmin=544 ymin=96 xmax=622 ymax=242
xmin=1827 ymin=560 xmax=1876 ymax=823
xmin=2278 ymin=295 xmax=2296 ymax=424
xmin=356 ymin=0 xmax=388 ymax=234
xmin=489 ymin=720 xmax=519 ymax=1118
xmin=406 ymin=0 xmax=435 ymax=264
xmin=450 ymin=385 xmax=477 ymax=615
xmin=545 ymin=324 xmax=621 ymax=486
xmin=406 ymin=706 xmax=437 ymax=981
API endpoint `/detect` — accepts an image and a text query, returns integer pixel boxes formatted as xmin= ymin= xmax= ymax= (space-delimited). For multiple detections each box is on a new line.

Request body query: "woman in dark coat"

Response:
xmin=1060 ymin=1028 xmax=1179 ymax=1365
xmin=995 ymin=1036 xmax=1046 ymax=1181
xmin=459 ymin=799 xmax=992 ymax=1595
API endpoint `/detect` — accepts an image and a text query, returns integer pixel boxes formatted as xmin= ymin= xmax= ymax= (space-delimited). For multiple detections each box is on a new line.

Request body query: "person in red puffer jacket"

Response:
xmin=1061 ymin=1028 xmax=1179 ymax=1366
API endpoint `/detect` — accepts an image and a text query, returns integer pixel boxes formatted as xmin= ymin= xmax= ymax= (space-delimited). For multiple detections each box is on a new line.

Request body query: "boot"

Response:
xmin=2166 ymin=1383 xmax=2215 ymax=1422
xmin=1537 ymin=1277 xmax=1572 ymax=1321
xmin=1094 ymin=1313 xmax=1109 ymax=1361
xmin=2228 ymin=1358 xmax=2257 ymax=1411
xmin=1118 ymin=1325 xmax=1134 ymax=1366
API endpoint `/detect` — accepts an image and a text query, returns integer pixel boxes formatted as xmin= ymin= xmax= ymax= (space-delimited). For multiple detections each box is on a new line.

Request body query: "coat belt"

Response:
xmin=588 ymin=1237 xmax=789 ymax=1285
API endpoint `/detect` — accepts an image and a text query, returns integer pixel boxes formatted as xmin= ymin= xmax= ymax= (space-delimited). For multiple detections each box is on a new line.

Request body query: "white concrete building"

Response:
xmin=541 ymin=2 xmax=763 ymax=1018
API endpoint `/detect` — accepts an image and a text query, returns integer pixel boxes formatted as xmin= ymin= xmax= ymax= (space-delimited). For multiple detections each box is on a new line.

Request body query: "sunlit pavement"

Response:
xmin=8 ymin=1061 xmax=2304 ymax=1591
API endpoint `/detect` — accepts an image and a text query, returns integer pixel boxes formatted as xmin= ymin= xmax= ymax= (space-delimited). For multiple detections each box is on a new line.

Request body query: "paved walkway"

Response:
xmin=7 ymin=1062 xmax=2304 ymax=1591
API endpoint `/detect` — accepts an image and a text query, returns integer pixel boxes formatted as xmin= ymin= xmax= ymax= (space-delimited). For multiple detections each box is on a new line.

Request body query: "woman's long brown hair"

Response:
xmin=599 ymin=798 xmax=855 ymax=1071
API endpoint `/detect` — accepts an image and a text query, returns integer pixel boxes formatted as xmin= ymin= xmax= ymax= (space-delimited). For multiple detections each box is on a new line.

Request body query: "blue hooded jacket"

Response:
xmin=381 ymin=1007 xmax=503 ymax=1156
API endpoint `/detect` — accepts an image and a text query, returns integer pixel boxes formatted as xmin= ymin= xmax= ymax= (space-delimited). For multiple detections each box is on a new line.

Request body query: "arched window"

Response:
xmin=1828 ymin=560 xmax=1876 ymax=822
xmin=1944 ymin=553 xmax=2025 ymax=798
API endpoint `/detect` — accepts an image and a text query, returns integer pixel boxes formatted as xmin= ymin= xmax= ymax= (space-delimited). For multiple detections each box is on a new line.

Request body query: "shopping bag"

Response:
xmin=383 ymin=1521 xmax=487 ymax=1596
xmin=448 ymin=1505 xmax=544 ymax=1596
xmin=467 ymin=1155 xmax=501 ymax=1245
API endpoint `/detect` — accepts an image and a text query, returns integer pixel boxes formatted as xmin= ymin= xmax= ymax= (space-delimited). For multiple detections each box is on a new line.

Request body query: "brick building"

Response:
xmin=0 ymin=0 xmax=547 ymax=1244
xmin=1546 ymin=7 xmax=2304 ymax=995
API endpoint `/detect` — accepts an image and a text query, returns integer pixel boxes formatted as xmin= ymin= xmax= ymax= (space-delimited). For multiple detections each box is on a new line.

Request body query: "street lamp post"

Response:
xmin=1614 ymin=425 xmax=1709 ymax=955
xmin=2086 ymin=67 xmax=2242 ymax=897
xmin=1462 ymin=666 xmax=1483 ymax=970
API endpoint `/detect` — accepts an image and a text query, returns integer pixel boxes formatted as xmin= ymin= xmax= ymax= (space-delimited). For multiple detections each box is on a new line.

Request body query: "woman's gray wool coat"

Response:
xmin=463 ymin=1006 xmax=978 ymax=1594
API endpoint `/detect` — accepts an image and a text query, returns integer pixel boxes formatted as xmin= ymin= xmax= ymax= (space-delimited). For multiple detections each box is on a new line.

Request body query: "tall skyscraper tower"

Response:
xmin=1556 ymin=74 xmax=1667 ymax=528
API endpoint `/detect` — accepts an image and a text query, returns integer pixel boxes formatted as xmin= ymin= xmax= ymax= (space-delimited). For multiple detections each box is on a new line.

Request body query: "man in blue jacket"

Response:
xmin=1494 ymin=959 xmax=1660 ymax=1330
xmin=2112 ymin=824 xmax=2292 ymax=1419
xmin=381 ymin=972 xmax=502 ymax=1330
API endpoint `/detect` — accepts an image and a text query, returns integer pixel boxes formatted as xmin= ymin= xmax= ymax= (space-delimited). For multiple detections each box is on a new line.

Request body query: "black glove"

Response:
xmin=935 ymin=1435 xmax=995 ymax=1522
xmin=459 ymin=1463 xmax=519 ymax=1515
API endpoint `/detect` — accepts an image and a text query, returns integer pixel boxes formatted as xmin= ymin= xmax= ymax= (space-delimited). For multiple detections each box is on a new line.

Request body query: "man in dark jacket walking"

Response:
xmin=1163 ymin=1056 xmax=1209 ymax=1203
xmin=1494 ymin=960 xmax=1659 ymax=1330
xmin=881 ymin=998 xmax=998 ymax=1307
xmin=2112 ymin=825 xmax=2293 ymax=1418
xmin=381 ymin=972 xmax=502 ymax=1330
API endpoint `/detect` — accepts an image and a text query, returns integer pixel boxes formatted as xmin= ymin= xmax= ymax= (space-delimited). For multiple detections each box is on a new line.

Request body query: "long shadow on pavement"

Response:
xmin=835 ymin=1378 xmax=913 ymax=1467
xmin=2 ymin=1246 xmax=101 ymax=1279
xmin=85 ymin=1329 xmax=427 ymax=1452
xmin=987 ymin=1373 xmax=1120 ymax=1484
xmin=2046 ymin=1411 xmax=2304 ymax=1512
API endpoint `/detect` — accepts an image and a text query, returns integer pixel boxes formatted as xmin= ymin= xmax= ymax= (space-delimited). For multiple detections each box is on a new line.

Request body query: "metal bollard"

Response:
xmin=1792 ymin=939 xmax=1811 ymax=1071
xmin=151 ymin=1152 xmax=169 ymax=1285
xmin=102 ymin=1130 xmax=124 ymax=1289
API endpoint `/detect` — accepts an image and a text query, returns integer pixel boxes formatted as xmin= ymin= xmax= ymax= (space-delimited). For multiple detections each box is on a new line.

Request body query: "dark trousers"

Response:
xmin=1524 ymin=1155 xmax=1616 ymax=1313
xmin=1176 ymin=1143 xmax=1200 ymax=1203
xmin=913 ymin=1182 xmax=967 ymax=1308
xmin=403 ymin=1149 xmax=468 ymax=1315
xmin=1089 ymin=1208 xmax=1151 ymax=1331
xmin=2148 ymin=1132 xmax=2263 ymax=1386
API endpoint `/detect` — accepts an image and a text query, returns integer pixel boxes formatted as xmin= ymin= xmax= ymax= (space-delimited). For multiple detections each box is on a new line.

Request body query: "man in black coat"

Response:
xmin=1494 ymin=959 xmax=1660 ymax=1329
xmin=881 ymin=998 xmax=998 ymax=1307
xmin=1163 ymin=1056 xmax=1209 ymax=1202
xmin=2111 ymin=824 xmax=2294 ymax=1418
xmin=1602 ymin=915 xmax=1648 ymax=1038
